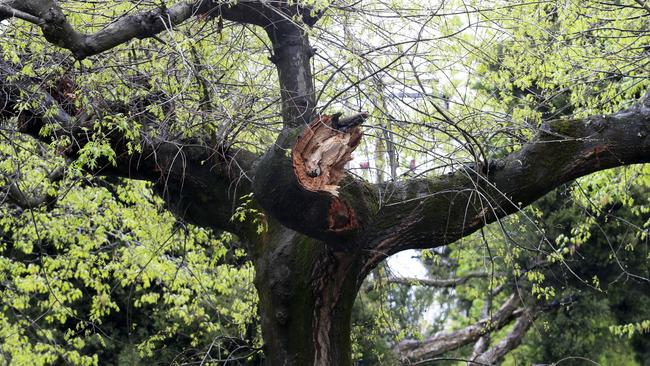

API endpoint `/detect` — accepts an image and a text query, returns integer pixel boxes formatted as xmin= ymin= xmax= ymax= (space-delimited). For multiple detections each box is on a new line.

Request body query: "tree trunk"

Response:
xmin=251 ymin=220 xmax=361 ymax=366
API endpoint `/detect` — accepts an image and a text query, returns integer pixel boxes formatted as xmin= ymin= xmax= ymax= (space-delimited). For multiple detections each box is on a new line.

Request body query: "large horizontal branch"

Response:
xmin=3 ymin=0 xmax=321 ymax=59
xmin=1 ymin=60 xmax=256 ymax=233
xmin=101 ymin=140 xmax=257 ymax=234
xmin=0 ymin=61 xmax=73 ymax=126
xmin=397 ymin=294 xmax=520 ymax=363
xmin=363 ymin=92 xmax=650 ymax=266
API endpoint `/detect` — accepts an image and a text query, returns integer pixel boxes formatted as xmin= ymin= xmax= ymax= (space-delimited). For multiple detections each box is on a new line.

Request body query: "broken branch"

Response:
xmin=292 ymin=113 xmax=366 ymax=196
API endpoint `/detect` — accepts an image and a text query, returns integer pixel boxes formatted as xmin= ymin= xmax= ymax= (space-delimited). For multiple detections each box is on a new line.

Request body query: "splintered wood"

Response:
xmin=292 ymin=115 xmax=362 ymax=197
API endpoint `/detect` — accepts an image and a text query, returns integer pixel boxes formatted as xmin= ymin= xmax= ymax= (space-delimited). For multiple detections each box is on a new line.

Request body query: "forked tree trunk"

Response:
xmin=251 ymin=220 xmax=362 ymax=366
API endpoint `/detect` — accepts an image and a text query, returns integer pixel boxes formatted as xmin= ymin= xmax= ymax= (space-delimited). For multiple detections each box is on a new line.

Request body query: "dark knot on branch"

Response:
xmin=331 ymin=112 xmax=369 ymax=132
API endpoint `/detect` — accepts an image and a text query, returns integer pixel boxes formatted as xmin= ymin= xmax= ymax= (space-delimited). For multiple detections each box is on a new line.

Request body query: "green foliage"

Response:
xmin=352 ymin=264 xmax=434 ymax=365
xmin=231 ymin=193 xmax=268 ymax=235
xmin=432 ymin=170 xmax=649 ymax=364
xmin=0 ymin=135 xmax=259 ymax=365
xmin=611 ymin=320 xmax=650 ymax=338
xmin=351 ymin=166 xmax=649 ymax=364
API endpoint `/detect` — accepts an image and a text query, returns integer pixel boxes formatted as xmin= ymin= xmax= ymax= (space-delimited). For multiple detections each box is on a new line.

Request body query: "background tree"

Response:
xmin=0 ymin=0 xmax=649 ymax=365
xmin=369 ymin=178 xmax=649 ymax=365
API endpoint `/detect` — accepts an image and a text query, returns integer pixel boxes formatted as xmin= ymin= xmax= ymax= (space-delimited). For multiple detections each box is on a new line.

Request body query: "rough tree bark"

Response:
xmin=2 ymin=2 xmax=650 ymax=366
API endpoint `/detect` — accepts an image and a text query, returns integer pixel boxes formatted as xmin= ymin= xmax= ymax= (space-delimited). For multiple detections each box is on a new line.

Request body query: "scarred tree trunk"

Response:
xmin=250 ymin=220 xmax=361 ymax=366
xmin=245 ymin=17 xmax=368 ymax=364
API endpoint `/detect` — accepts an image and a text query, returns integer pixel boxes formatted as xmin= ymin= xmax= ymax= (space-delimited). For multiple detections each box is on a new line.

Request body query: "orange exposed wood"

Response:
xmin=292 ymin=115 xmax=362 ymax=197
xmin=327 ymin=197 xmax=358 ymax=232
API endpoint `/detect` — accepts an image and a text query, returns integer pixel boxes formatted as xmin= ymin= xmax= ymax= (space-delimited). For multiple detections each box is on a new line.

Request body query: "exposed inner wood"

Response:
xmin=327 ymin=197 xmax=358 ymax=233
xmin=292 ymin=115 xmax=363 ymax=197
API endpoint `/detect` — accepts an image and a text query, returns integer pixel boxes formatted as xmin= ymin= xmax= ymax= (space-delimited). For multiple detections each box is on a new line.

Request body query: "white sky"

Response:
xmin=387 ymin=249 xmax=428 ymax=278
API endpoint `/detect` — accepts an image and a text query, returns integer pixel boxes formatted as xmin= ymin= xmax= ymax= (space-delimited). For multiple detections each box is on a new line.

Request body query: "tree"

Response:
xmin=380 ymin=181 xmax=649 ymax=365
xmin=1 ymin=1 xmax=649 ymax=365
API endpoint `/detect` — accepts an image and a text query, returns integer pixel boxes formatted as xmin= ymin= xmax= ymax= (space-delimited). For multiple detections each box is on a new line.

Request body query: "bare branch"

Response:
xmin=470 ymin=311 xmax=536 ymax=366
xmin=3 ymin=167 xmax=64 ymax=209
xmin=397 ymin=294 xmax=520 ymax=363
xmin=633 ymin=0 xmax=650 ymax=15
xmin=4 ymin=0 xmax=321 ymax=59
xmin=469 ymin=291 xmax=495 ymax=363
xmin=398 ymin=291 xmax=578 ymax=365
xmin=0 ymin=4 xmax=42 ymax=23
xmin=387 ymin=271 xmax=491 ymax=288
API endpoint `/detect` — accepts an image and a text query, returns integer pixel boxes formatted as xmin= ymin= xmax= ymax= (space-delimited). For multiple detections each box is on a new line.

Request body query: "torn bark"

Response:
xmin=289 ymin=114 xmax=367 ymax=234
xmin=327 ymin=197 xmax=358 ymax=233
xmin=292 ymin=114 xmax=364 ymax=196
